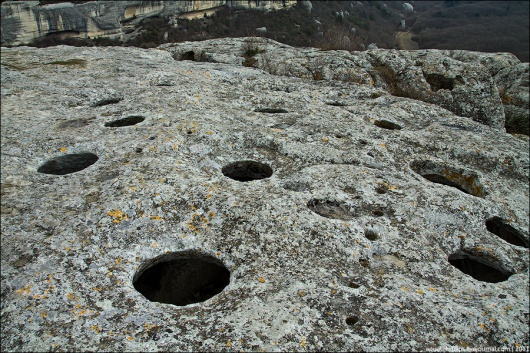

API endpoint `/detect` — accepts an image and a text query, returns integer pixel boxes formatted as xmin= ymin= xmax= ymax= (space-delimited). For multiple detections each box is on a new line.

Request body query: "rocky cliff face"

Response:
xmin=1 ymin=40 xmax=528 ymax=352
xmin=0 ymin=0 xmax=296 ymax=45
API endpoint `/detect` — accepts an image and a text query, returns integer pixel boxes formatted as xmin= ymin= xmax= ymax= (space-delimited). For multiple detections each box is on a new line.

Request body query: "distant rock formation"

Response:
xmin=0 ymin=0 xmax=296 ymax=45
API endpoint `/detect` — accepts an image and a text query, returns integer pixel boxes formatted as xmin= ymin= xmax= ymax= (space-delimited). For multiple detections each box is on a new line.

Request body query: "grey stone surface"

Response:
xmin=1 ymin=42 xmax=529 ymax=352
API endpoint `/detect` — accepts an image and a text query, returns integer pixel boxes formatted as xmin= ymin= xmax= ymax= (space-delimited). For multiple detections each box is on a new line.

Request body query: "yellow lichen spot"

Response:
xmin=127 ymin=336 xmax=133 ymax=341
xmin=401 ymin=287 xmax=409 ymax=291
xmin=15 ymin=285 xmax=31 ymax=296
xmin=60 ymin=147 xmax=67 ymax=153
xmin=330 ymin=289 xmax=337 ymax=295
xmin=356 ymin=239 xmax=360 ymax=244
xmin=116 ymin=258 xmax=122 ymax=265
xmin=93 ymin=287 xmax=101 ymax=291
xmin=479 ymin=323 xmax=486 ymax=330
xmin=379 ymin=143 xmax=386 ymax=148
xmin=505 ymin=306 xmax=511 ymax=310
xmin=410 ymin=201 xmax=415 ymax=206
xmin=417 ymin=289 xmax=425 ymax=295
xmin=299 ymin=291 xmax=306 ymax=297
xmin=226 ymin=341 xmax=231 ymax=347
xmin=65 ymin=246 xmax=71 ymax=251
xmin=206 ymin=131 xmax=213 ymax=135
xmin=66 ymin=293 xmax=76 ymax=300
xmin=476 ymin=246 xmax=483 ymax=251
xmin=503 ymin=338 xmax=507 ymax=342
xmin=159 ymin=178 xmax=165 ymax=183
xmin=429 ymin=287 xmax=438 ymax=292
xmin=258 ymin=277 xmax=266 ymax=283
xmin=370 ymin=79 xmax=375 ymax=85
xmin=515 ymin=343 xmax=520 ymax=347
xmin=406 ymin=324 xmax=414 ymax=333
xmin=322 ymin=137 xmax=329 ymax=142
xmin=108 ymin=209 xmax=129 ymax=223
xmin=41 ymin=312 xmax=47 ymax=318
xmin=271 ymin=128 xmax=282 ymax=133
xmin=150 ymin=215 xmax=163 ymax=221
xmin=152 ymin=243 xmax=158 ymax=248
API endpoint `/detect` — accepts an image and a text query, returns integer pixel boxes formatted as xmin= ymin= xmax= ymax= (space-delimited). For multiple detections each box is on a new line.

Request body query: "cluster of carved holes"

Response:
xmin=307 ymin=199 xmax=352 ymax=221
xmin=104 ymin=116 xmax=145 ymax=127
xmin=37 ymin=153 xmax=98 ymax=175
xmin=222 ymin=161 xmax=273 ymax=182
xmin=448 ymin=254 xmax=512 ymax=283
xmin=374 ymin=120 xmax=402 ymax=130
xmin=255 ymin=108 xmax=288 ymax=114
xmin=133 ymin=252 xmax=230 ymax=306
xmin=486 ymin=217 xmax=528 ymax=248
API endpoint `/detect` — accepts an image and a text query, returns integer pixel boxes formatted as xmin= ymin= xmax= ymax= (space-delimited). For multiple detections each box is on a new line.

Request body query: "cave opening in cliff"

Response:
xmin=307 ymin=199 xmax=353 ymax=220
xmin=486 ymin=217 xmax=529 ymax=248
xmin=222 ymin=160 xmax=273 ymax=182
xmin=448 ymin=253 xmax=512 ymax=283
xmin=104 ymin=116 xmax=145 ymax=127
xmin=37 ymin=152 xmax=98 ymax=175
xmin=133 ymin=251 xmax=230 ymax=306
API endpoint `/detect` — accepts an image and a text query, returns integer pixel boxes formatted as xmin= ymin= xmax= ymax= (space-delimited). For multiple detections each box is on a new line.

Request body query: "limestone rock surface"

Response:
xmin=1 ymin=42 xmax=529 ymax=352
xmin=161 ymin=37 xmax=529 ymax=133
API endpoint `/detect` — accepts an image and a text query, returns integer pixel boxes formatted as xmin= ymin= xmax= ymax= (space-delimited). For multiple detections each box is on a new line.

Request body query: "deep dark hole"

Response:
xmin=365 ymin=229 xmax=378 ymax=241
xmin=375 ymin=187 xmax=387 ymax=194
xmin=133 ymin=255 xmax=230 ymax=306
xmin=222 ymin=161 xmax=273 ymax=182
xmin=421 ymin=174 xmax=471 ymax=195
xmin=307 ymin=199 xmax=353 ymax=220
xmin=448 ymin=254 xmax=512 ymax=283
xmin=94 ymin=98 xmax=122 ymax=107
xmin=359 ymin=259 xmax=370 ymax=268
xmin=104 ymin=116 xmax=145 ymax=127
xmin=326 ymin=102 xmax=348 ymax=107
xmin=255 ymin=108 xmax=288 ymax=113
xmin=181 ymin=51 xmax=195 ymax=61
xmin=345 ymin=316 xmax=359 ymax=326
xmin=425 ymin=73 xmax=455 ymax=91
xmin=348 ymin=282 xmax=360 ymax=289
xmin=486 ymin=217 xmax=528 ymax=248
xmin=374 ymin=120 xmax=402 ymax=130
xmin=37 ymin=153 xmax=98 ymax=175
xmin=372 ymin=209 xmax=384 ymax=217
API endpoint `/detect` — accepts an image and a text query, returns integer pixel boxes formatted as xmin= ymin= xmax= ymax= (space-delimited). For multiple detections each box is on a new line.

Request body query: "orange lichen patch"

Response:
xmin=270 ymin=128 xmax=282 ymax=133
xmin=258 ymin=277 xmax=266 ymax=283
xmin=90 ymin=325 xmax=102 ymax=334
xmin=15 ymin=284 xmax=32 ymax=296
xmin=226 ymin=341 xmax=231 ymax=347
xmin=429 ymin=287 xmax=438 ymax=292
xmin=416 ymin=289 xmax=425 ymax=295
xmin=322 ymin=137 xmax=329 ymax=142
xmin=108 ymin=209 xmax=129 ymax=223
xmin=401 ymin=287 xmax=409 ymax=291
xmin=60 ymin=147 xmax=67 ymax=153
xmin=150 ymin=215 xmax=163 ymax=221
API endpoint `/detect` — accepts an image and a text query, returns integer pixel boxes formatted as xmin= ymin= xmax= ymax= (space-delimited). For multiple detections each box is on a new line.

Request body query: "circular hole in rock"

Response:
xmin=104 ymin=116 xmax=145 ymax=127
xmin=359 ymin=258 xmax=370 ymax=268
xmin=410 ymin=160 xmax=485 ymax=198
xmin=448 ymin=253 xmax=512 ymax=283
xmin=37 ymin=152 xmax=98 ymax=175
xmin=365 ymin=229 xmax=378 ymax=241
xmin=133 ymin=251 xmax=230 ymax=306
xmin=255 ymin=108 xmax=288 ymax=114
xmin=372 ymin=209 xmax=384 ymax=217
xmin=374 ymin=119 xmax=402 ymax=130
xmin=348 ymin=282 xmax=361 ymax=289
xmin=345 ymin=316 xmax=359 ymax=326
xmin=307 ymin=199 xmax=353 ymax=220
xmin=486 ymin=217 xmax=528 ymax=248
xmin=375 ymin=186 xmax=387 ymax=194
xmin=222 ymin=161 xmax=273 ymax=182
xmin=93 ymin=98 xmax=122 ymax=107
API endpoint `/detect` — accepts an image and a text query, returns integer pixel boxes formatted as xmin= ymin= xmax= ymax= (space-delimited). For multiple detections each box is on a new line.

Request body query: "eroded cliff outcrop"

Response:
xmin=1 ymin=41 xmax=528 ymax=352
xmin=0 ymin=1 xmax=296 ymax=45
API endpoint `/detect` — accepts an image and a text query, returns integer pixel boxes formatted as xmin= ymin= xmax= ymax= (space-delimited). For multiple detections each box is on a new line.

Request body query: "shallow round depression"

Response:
xmin=104 ymin=115 xmax=145 ymax=127
xmin=37 ymin=152 xmax=98 ymax=175
xmin=133 ymin=251 xmax=230 ymax=306
xmin=222 ymin=160 xmax=273 ymax=182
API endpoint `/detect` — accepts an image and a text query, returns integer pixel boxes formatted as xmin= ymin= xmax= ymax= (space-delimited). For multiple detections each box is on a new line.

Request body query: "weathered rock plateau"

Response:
xmin=1 ymin=39 xmax=529 ymax=352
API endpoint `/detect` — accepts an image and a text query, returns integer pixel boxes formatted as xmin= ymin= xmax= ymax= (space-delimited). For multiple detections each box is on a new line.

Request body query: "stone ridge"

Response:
xmin=0 ymin=42 xmax=529 ymax=352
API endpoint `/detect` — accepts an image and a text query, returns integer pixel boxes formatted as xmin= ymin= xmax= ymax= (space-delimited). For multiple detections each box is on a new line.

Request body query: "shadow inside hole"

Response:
xmin=365 ymin=229 xmax=378 ymax=241
xmin=486 ymin=217 xmax=528 ymax=248
xmin=345 ymin=316 xmax=359 ymax=326
xmin=422 ymin=174 xmax=473 ymax=195
xmin=37 ymin=153 xmax=98 ymax=175
xmin=133 ymin=252 xmax=230 ymax=306
xmin=372 ymin=209 xmax=384 ymax=217
xmin=104 ymin=116 xmax=145 ymax=127
xmin=93 ymin=98 xmax=122 ymax=107
xmin=359 ymin=259 xmax=370 ymax=268
xmin=374 ymin=120 xmax=402 ymax=130
xmin=348 ymin=282 xmax=361 ymax=289
xmin=307 ymin=199 xmax=353 ymax=220
xmin=326 ymin=101 xmax=348 ymax=107
xmin=255 ymin=108 xmax=288 ymax=113
xmin=222 ymin=161 xmax=273 ymax=182
xmin=448 ymin=254 xmax=512 ymax=283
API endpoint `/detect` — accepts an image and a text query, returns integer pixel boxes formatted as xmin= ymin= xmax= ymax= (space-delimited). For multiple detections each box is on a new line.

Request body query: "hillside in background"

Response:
xmin=11 ymin=0 xmax=530 ymax=62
